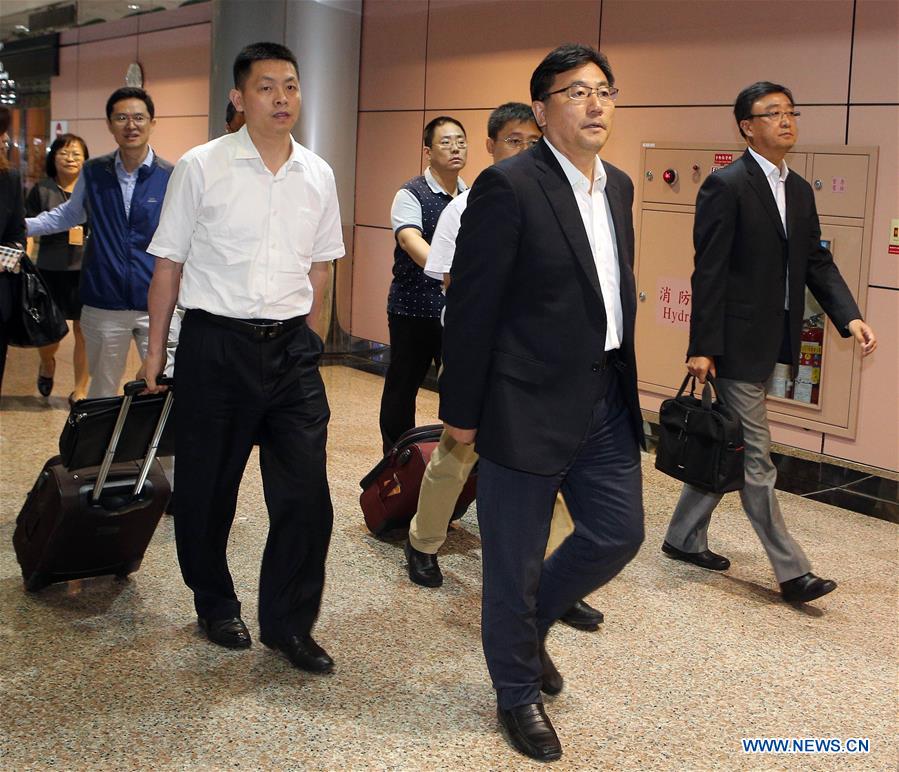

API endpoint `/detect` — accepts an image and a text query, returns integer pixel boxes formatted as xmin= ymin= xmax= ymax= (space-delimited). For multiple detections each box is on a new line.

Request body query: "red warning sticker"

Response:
xmin=714 ymin=152 xmax=733 ymax=165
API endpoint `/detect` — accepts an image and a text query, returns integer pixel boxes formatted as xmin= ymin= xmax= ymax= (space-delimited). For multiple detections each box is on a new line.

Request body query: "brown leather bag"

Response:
xmin=359 ymin=424 xmax=477 ymax=536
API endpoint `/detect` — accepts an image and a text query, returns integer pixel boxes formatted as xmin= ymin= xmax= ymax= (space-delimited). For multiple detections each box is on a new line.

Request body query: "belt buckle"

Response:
xmin=265 ymin=322 xmax=283 ymax=340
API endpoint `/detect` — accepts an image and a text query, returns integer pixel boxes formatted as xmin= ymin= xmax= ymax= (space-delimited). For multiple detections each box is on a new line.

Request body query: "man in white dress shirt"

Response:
xmin=141 ymin=42 xmax=344 ymax=673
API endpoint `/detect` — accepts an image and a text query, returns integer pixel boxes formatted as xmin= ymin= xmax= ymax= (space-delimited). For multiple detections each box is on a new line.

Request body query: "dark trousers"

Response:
xmin=379 ymin=312 xmax=442 ymax=451
xmin=173 ymin=310 xmax=333 ymax=638
xmin=477 ymin=372 xmax=644 ymax=710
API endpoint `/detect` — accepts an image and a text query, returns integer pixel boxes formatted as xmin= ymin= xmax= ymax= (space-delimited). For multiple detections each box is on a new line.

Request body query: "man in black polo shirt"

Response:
xmin=378 ymin=116 xmax=467 ymax=452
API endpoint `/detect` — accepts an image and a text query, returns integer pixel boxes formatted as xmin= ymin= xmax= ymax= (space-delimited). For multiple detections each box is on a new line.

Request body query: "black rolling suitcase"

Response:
xmin=13 ymin=379 xmax=174 ymax=592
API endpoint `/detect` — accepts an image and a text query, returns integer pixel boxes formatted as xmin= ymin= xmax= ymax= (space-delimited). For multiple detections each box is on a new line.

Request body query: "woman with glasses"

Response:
xmin=26 ymin=133 xmax=90 ymax=403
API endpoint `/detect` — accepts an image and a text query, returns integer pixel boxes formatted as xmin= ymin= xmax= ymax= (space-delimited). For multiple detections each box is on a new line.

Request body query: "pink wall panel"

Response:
xmin=769 ymin=422 xmax=825 ymax=453
xmin=849 ymin=106 xmax=899 ymax=290
xmin=603 ymin=106 xmax=848 ymax=193
xmin=71 ymin=119 xmax=118 ymax=158
xmin=850 ymin=0 xmax=899 ymax=104
xmin=824 ymin=287 xmax=899 ymax=471
xmin=77 ymin=16 xmax=139 ymax=43
xmin=359 ymin=0 xmax=428 ymax=111
xmin=355 ymin=111 xmax=424 ymax=228
xmin=77 ymin=36 xmax=138 ymax=120
xmin=423 ymin=109 xmax=492 ymax=190
xmin=425 ymin=0 xmax=599 ymax=109
xmin=151 ymin=117 xmax=211 ymax=165
xmin=138 ymin=24 xmax=211 ymax=118
xmin=601 ymin=0 xmax=853 ymax=106
xmin=50 ymin=47 xmax=79 ymax=121
xmin=350 ymin=226 xmax=395 ymax=344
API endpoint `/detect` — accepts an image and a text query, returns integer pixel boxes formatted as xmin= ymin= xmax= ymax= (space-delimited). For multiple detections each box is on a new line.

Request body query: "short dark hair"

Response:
xmin=733 ymin=81 xmax=795 ymax=138
xmin=106 ymin=87 xmax=155 ymax=120
xmin=487 ymin=102 xmax=538 ymax=140
xmin=530 ymin=44 xmax=614 ymax=102
xmin=423 ymin=116 xmax=466 ymax=148
xmin=233 ymin=41 xmax=299 ymax=90
xmin=46 ymin=133 xmax=89 ymax=179
xmin=225 ymin=100 xmax=237 ymax=126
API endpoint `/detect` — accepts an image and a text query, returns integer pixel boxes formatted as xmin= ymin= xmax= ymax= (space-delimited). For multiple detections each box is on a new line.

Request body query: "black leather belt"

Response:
xmin=187 ymin=309 xmax=307 ymax=341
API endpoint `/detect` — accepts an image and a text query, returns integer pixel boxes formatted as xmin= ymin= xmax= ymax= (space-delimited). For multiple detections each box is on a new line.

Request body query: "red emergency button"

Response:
xmin=663 ymin=168 xmax=678 ymax=185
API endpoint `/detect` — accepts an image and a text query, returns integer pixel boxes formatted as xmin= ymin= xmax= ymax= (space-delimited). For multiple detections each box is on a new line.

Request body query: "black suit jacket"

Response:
xmin=439 ymin=140 xmax=642 ymax=476
xmin=688 ymin=149 xmax=861 ymax=382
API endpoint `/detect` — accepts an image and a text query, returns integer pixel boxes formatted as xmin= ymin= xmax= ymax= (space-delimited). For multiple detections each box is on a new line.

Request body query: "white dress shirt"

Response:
xmin=148 ymin=126 xmax=344 ymax=320
xmin=424 ymin=189 xmax=469 ymax=281
xmin=27 ymin=148 xmax=156 ymax=235
xmin=748 ymin=146 xmax=790 ymax=309
xmin=544 ymin=138 xmax=622 ymax=351
xmin=390 ymin=166 xmax=467 ymax=234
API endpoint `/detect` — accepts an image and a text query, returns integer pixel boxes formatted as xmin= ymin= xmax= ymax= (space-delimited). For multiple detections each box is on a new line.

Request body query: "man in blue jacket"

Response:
xmin=27 ymin=87 xmax=178 ymax=398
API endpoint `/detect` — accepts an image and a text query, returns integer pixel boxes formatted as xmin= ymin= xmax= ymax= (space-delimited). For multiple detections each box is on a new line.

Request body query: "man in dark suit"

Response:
xmin=439 ymin=45 xmax=644 ymax=761
xmin=663 ymin=81 xmax=877 ymax=604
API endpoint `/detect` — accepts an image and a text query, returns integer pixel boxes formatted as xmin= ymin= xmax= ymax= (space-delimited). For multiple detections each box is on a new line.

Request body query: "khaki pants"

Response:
xmin=408 ymin=428 xmax=574 ymax=555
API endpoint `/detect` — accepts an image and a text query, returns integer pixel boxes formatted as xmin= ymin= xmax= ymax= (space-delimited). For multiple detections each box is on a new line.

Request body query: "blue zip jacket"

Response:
xmin=80 ymin=151 xmax=173 ymax=310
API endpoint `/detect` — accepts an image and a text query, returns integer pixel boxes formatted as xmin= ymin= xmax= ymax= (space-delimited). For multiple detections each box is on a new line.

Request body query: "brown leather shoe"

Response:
xmin=497 ymin=703 xmax=562 ymax=761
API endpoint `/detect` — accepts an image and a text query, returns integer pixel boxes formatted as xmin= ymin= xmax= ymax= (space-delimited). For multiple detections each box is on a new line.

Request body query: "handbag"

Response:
xmin=59 ymin=381 xmax=176 ymax=471
xmin=655 ymin=373 xmax=745 ymax=493
xmin=6 ymin=254 xmax=69 ymax=348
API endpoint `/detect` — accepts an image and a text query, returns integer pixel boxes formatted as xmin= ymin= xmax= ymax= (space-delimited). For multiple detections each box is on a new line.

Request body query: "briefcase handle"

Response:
xmin=675 ymin=372 xmax=726 ymax=410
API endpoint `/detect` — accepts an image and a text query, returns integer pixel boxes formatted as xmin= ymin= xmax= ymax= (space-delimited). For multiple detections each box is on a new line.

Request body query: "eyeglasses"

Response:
xmin=747 ymin=110 xmax=801 ymax=122
xmin=57 ymin=151 xmax=84 ymax=160
xmin=111 ymin=113 xmax=149 ymax=125
xmin=501 ymin=137 xmax=541 ymax=149
xmin=434 ymin=137 xmax=467 ymax=150
xmin=542 ymin=84 xmax=619 ymax=103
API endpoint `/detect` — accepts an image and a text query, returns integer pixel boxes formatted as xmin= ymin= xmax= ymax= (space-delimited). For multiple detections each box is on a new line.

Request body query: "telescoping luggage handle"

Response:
xmin=91 ymin=377 xmax=174 ymax=503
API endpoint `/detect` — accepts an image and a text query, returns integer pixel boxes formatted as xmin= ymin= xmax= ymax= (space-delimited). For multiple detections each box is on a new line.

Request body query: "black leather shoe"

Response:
xmin=780 ymin=572 xmax=837 ymax=603
xmin=261 ymin=633 xmax=334 ymax=673
xmin=559 ymin=598 xmax=604 ymax=631
xmin=198 ymin=616 xmax=251 ymax=649
xmin=37 ymin=372 xmax=54 ymax=397
xmin=497 ymin=703 xmax=562 ymax=761
xmin=404 ymin=539 xmax=443 ymax=587
xmin=662 ymin=540 xmax=731 ymax=571
xmin=539 ymin=643 xmax=563 ymax=696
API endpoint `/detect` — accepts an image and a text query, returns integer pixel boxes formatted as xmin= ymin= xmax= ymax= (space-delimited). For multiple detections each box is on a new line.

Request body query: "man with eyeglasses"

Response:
xmin=663 ymin=81 xmax=877 ymax=603
xmin=404 ymin=101 xmax=604 ymax=635
xmin=439 ymin=45 xmax=644 ymax=761
xmin=26 ymin=86 xmax=178 ymax=398
xmin=378 ymin=116 xmax=468 ymax=453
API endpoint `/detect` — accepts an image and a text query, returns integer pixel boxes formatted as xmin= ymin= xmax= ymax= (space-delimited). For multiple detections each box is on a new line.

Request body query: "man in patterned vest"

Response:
xmin=378 ymin=116 xmax=467 ymax=452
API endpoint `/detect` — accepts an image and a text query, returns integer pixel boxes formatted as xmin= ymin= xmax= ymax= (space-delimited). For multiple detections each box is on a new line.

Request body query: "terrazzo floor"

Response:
xmin=1 ymin=341 xmax=896 ymax=771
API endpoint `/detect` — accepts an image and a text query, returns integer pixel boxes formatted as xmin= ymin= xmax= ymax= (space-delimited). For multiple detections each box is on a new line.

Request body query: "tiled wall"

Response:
xmin=353 ymin=0 xmax=898 ymax=471
xmin=48 ymin=2 xmax=211 ymax=167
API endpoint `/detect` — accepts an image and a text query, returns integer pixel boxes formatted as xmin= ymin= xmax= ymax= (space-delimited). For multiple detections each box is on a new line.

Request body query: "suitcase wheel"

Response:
xmin=115 ymin=559 xmax=142 ymax=580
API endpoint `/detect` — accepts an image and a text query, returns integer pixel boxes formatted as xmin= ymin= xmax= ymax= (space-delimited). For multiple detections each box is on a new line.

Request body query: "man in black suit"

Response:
xmin=663 ymin=81 xmax=877 ymax=604
xmin=439 ymin=45 xmax=644 ymax=761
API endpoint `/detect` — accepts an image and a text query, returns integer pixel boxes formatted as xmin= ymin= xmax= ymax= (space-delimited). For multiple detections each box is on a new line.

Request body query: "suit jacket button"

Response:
xmin=591 ymin=361 xmax=600 ymax=372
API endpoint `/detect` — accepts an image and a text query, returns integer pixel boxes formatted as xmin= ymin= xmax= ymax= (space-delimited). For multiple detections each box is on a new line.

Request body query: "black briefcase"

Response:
xmin=59 ymin=388 xmax=176 ymax=470
xmin=6 ymin=253 xmax=69 ymax=348
xmin=655 ymin=374 xmax=745 ymax=493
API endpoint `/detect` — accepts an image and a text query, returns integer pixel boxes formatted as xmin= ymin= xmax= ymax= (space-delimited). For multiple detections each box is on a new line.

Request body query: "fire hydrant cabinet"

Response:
xmin=635 ymin=142 xmax=878 ymax=438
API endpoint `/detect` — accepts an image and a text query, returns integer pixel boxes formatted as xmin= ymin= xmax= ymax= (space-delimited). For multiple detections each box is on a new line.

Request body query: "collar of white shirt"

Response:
xmin=424 ymin=165 xmax=467 ymax=196
xmin=543 ymin=137 xmax=607 ymax=194
xmin=748 ymin=146 xmax=789 ymax=184
xmin=114 ymin=146 xmax=155 ymax=175
xmin=231 ymin=124 xmax=308 ymax=173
